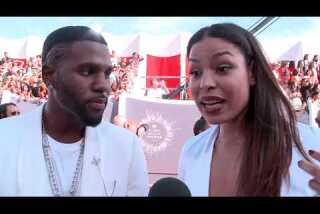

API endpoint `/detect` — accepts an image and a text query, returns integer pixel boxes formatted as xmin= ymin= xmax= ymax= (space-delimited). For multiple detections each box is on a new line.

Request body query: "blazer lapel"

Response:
xmin=17 ymin=104 xmax=52 ymax=196
xmin=79 ymin=126 xmax=106 ymax=196
xmin=191 ymin=126 xmax=218 ymax=196
xmin=80 ymin=124 xmax=128 ymax=196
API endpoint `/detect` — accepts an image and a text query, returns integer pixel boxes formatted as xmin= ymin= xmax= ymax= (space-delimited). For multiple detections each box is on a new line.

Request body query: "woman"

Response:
xmin=306 ymin=61 xmax=319 ymax=86
xmin=178 ymin=23 xmax=320 ymax=196
xmin=287 ymin=77 xmax=302 ymax=112
xmin=20 ymin=83 xmax=33 ymax=101
xmin=296 ymin=60 xmax=304 ymax=77
xmin=288 ymin=60 xmax=297 ymax=78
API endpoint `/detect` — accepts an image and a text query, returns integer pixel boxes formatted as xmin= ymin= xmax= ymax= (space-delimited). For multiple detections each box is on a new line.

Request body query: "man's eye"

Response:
xmin=105 ymin=69 xmax=112 ymax=78
xmin=81 ymin=69 xmax=93 ymax=76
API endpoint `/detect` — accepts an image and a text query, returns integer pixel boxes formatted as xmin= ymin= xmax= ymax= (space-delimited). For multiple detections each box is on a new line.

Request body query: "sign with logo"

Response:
xmin=119 ymin=95 xmax=201 ymax=184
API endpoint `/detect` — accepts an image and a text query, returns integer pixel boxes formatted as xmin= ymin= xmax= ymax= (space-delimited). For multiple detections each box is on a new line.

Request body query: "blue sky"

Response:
xmin=0 ymin=17 xmax=315 ymax=38
xmin=0 ymin=17 xmax=265 ymax=38
xmin=0 ymin=17 xmax=319 ymax=60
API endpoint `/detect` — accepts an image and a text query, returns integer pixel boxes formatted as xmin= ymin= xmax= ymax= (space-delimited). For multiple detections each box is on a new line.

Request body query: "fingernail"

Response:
xmin=309 ymin=150 xmax=315 ymax=155
xmin=309 ymin=179 xmax=316 ymax=186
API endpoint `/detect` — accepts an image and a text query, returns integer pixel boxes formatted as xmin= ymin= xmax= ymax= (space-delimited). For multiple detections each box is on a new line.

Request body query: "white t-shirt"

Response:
xmin=47 ymin=135 xmax=83 ymax=195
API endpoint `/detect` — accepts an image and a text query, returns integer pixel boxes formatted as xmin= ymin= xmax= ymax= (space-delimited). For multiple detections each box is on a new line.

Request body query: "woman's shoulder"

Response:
xmin=297 ymin=122 xmax=320 ymax=150
xmin=281 ymin=123 xmax=320 ymax=196
xmin=181 ymin=125 xmax=218 ymax=158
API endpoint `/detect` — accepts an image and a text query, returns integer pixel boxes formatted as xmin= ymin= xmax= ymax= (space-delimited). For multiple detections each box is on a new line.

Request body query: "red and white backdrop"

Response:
xmin=102 ymin=33 xmax=192 ymax=98
xmin=0 ymin=33 xmax=192 ymax=96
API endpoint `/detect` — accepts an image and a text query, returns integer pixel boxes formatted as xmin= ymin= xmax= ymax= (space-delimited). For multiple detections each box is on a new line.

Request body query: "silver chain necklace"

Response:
xmin=41 ymin=107 xmax=85 ymax=196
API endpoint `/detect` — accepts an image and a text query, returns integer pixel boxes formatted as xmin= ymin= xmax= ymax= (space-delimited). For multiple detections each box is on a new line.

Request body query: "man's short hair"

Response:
xmin=42 ymin=26 xmax=108 ymax=67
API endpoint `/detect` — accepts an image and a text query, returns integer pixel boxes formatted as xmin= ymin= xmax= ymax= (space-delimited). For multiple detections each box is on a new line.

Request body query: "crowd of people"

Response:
xmin=271 ymin=54 xmax=320 ymax=127
xmin=0 ymin=50 xmax=146 ymax=105
xmin=1 ymin=47 xmax=320 ymax=126
xmin=109 ymin=50 xmax=144 ymax=101
xmin=0 ymin=52 xmax=48 ymax=103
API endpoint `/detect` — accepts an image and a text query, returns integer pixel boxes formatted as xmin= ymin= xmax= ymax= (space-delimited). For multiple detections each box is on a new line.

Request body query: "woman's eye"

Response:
xmin=190 ymin=69 xmax=201 ymax=78
xmin=217 ymin=64 xmax=232 ymax=73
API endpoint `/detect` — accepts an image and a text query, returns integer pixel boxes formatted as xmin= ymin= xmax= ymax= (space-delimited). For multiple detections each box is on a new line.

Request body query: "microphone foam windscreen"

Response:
xmin=148 ymin=177 xmax=191 ymax=197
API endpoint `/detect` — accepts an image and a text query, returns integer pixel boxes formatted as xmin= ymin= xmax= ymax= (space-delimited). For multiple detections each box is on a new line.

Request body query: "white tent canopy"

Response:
xmin=0 ymin=32 xmax=192 ymax=59
xmin=276 ymin=39 xmax=320 ymax=62
xmin=277 ymin=41 xmax=303 ymax=62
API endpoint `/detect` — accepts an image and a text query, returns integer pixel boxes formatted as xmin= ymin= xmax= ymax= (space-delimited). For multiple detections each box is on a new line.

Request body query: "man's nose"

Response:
xmin=93 ymin=72 xmax=111 ymax=95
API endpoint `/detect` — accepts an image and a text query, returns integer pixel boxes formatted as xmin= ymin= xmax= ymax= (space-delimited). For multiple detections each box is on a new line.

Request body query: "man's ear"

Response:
xmin=42 ymin=65 xmax=56 ymax=90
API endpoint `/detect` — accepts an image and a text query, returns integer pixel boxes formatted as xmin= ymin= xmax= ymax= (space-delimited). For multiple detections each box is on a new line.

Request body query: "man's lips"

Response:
xmin=87 ymin=97 xmax=107 ymax=111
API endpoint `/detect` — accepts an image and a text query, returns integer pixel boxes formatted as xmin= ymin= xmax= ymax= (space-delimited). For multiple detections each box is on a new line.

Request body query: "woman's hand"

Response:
xmin=298 ymin=150 xmax=320 ymax=195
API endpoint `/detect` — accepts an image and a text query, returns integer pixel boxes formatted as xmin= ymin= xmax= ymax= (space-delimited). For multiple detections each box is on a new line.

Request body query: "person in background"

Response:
xmin=110 ymin=50 xmax=118 ymax=67
xmin=193 ymin=116 xmax=210 ymax=136
xmin=271 ymin=62 xmax=280 ymax=80
xmin=307 ymin=87 xmax=320 ymax=128
xmin=296 ymin=60 xmax=305 ymax=78
xmin=288 ymin=61 xmax=297 ymax=77
xmin=0 ymin=102 xmax=20 ymax=119
xmin=303 ymin=54 xmax=310 ymax=75
xmin=112 ymin=114 xmax=130 ymax=129
xmin=136 ymin=123 xmax=149 ymax=138
xmin=315 ymin=110 xmax=320 ymax=128
xmin=146 ymin=78 xmax=170 ymax=99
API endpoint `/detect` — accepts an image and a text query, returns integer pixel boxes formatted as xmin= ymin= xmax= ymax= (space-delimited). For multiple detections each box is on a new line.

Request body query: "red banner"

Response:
xmin=146 ymin=54 xmax=181 ymax=89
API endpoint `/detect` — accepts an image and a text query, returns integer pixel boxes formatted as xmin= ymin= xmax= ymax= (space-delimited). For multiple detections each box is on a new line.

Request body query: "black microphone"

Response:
xmin=148 ymin=177 xmax=192 ymax=197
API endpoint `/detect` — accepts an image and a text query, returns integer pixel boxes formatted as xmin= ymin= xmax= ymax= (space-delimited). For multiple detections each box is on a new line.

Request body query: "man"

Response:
xmin=0 ymin=102 xmax=20 ymax=119
xmin=1 ymin=51 xmax=10 ymax=63
xmin=0 ymin=26 xmax=149 ymax=196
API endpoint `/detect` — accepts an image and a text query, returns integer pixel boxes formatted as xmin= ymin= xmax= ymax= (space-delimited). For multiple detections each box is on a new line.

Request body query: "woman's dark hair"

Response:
xmin=193 ymin=116 xmax=208 ymax=136
xmin=297 ymin=60 xmax=303 ymax=68
xmin=136 ymin=123 xmax=149 ymax=136
xmin=289 ymin=61 xmax=295 ymax=69
xmin=313 ymin=54 xmax=318 ymax=61
xmin=187 ymin=23 xmax=310 ymax=196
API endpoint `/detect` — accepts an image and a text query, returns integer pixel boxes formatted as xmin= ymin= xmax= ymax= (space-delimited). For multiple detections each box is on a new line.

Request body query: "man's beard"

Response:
xmin=80 ymin=108 xmax=104 ymax=127
xmin=57 ymin=93 xmax=105 ymax=127
xmin=55 ymin=76 xmax=105 ymax=127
